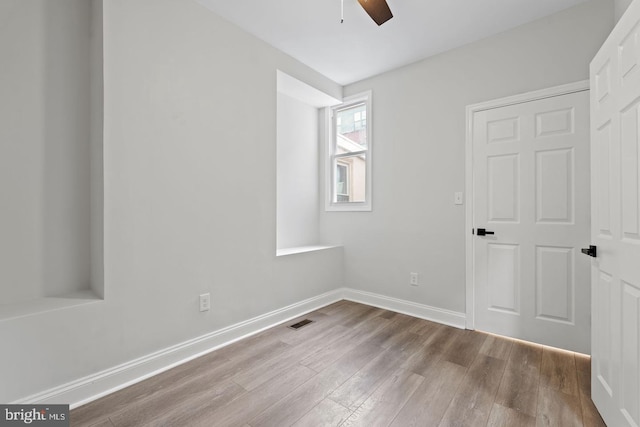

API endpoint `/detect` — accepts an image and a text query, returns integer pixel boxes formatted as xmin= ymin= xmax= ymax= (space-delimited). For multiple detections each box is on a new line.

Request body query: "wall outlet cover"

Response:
xmin=409 ymin=272 xmax=419 ymax=286
xmin=199 ymin=293 xmax=211 ymax=312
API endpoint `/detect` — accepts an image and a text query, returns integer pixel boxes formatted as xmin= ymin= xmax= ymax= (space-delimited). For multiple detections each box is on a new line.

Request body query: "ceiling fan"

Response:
xmin=342 ymin=0 xmax=393 ymax=26
xmin=358 ymin=0 xmax=393 ymax=25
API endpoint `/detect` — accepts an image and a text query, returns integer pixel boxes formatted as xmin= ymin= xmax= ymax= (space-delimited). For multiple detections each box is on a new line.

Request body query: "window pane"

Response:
xmin=336 ymin=103 xmax=367 ymax=150
xmin=334 ymin=154 xmax=366 ymax=203
xmin=336 ymin=163 xmax=349 ymax=200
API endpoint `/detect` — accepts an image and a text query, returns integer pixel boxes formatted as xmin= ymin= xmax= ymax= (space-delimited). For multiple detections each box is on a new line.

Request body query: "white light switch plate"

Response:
xmin=454 ymin=192 xmax=463 ymax=205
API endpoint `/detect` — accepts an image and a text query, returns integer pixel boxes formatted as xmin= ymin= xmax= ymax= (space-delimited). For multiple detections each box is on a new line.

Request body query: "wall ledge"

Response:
xmin=14 ymin=288 xmax=465 ymax=408
xmin=276 ymin=245 xmax=342 ymax=257
xmin=0 ymin=290 xmax=102 ymax=322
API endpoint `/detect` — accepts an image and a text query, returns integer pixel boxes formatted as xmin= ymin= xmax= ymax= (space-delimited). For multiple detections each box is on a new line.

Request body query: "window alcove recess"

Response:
xmin=0 ymin=0 xmax=104 ymax=320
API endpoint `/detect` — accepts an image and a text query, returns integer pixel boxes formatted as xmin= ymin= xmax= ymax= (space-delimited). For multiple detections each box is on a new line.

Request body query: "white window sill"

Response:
xmin=276 ymin=245 xmax=342 ymax=257
xmin=0 ymin=289 xmax=102 ymax=322
xmin=325 ymin=204 xmax=372 ymax=212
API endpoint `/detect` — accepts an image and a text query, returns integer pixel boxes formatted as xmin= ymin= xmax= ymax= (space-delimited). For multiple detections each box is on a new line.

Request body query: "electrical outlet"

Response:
xmin=409 ymin=272 xmax=419 ymax=286
xmin=199 ymin=293 xmax=211 ymax=312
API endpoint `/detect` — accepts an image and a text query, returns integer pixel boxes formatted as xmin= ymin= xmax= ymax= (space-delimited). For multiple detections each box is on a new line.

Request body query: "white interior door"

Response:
xmin=590 ymin=0 xmax=640 ymax=424
xmin=471 ymin=88 xmax=591 ymax=354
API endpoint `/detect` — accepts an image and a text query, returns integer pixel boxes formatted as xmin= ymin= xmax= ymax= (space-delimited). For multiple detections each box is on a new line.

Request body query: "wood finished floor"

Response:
xmin=71 ymin=300 xmax=606 ymax=427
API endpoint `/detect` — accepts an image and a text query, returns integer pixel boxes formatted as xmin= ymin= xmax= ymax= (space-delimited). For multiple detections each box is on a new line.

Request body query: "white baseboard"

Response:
xmin=15 ymin=289 xmax=344 ymax=409
xmin=15 ymin=288 xmax=465 ymax=408
xmin=342 ymin=288 xmax=466 ymax=329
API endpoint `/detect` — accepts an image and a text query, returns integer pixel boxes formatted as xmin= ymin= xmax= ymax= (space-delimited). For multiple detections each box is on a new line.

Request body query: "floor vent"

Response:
xmin=288 ymin=319 xmax=314 ymax=330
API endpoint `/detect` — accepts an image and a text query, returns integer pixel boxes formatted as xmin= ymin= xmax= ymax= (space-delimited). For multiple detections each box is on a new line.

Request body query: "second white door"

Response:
xmin=471 ymin=88 xmax=591 ymax=354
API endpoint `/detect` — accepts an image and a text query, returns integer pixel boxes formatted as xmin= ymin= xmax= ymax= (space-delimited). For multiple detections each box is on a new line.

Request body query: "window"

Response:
xmin=326 ymin=91 xmax=372 ymax=211
xmin=336 ymin=162 xmax=350 ymax=202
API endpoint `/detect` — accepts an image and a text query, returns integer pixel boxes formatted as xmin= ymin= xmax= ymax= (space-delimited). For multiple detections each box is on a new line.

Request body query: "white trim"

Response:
xmin=464 ymin=80 xmax=590 ymax=330
xmin=14 ymin=288 xmax=466 ymax=409
xmin=14 ymin=289 xmax=344 ymax=409
xmin=342 ymin=288 xmax=466 ymax=329
xmin=467 ymin=80 xmax=589 ymax=114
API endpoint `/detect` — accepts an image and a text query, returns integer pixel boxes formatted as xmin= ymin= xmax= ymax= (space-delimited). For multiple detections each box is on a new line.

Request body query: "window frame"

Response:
xmin=336 ymin=161 xmax=350 ymax=202
xmin=325 ymin=91 xmax=373 ymax=212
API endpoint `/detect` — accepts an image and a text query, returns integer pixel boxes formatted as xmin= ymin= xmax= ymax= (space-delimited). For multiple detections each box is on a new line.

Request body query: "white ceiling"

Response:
xmin=196 ymin=0 xmax=592 ymax=85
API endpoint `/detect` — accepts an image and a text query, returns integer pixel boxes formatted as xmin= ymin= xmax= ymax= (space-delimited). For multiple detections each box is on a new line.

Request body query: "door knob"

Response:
xmin=476 ymin=228 xmax=495 ymax=236
xmin=581 ymin=245 xmax=597 ymax=257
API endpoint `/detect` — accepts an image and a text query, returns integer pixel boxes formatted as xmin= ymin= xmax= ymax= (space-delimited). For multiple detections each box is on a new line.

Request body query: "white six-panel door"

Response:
xmin=590 ymin=0 xmax=640 ymax=424
xmin=471 ymin=89 xmax=592 ymax=354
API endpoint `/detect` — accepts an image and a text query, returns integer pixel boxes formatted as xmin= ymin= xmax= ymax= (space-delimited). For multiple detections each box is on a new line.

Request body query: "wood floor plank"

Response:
xmin=328 ymin=348 xmax=405 ymax=411
xmin=301 ymin=316 xmax=388 ymax=373
xmin=69 ymin=350 xmax=230 ymax=426
xmin=537 ymin=386 xmax=583 ymax=427
xmin=73 ymin=414 xmax=112 ymax=427
xmin=88 ymin=419 xmax=114 ymax=427
xmin=407 ymin=318 xmax=442 ymax=336
xmin=378 ymin=310 xmax=397 ymax=320
xmin=540 ymin=347 xmax=579 ymax=396
xmin=246 ymin=372 xmax=338 ymax=427
xmin=316 ymin=300 xmax=352 ymax=315
xmin=494 ymin=341 xmax=542 ymax=417
xmin=424 ymin=325 xmax=460 ymax=354
xmin=494 ymin=360 xmax=539 ymax=417
xmin=341 ymin=305 xmax=385 ymax=328
xmin=574 ymin=353 xmax=606 ymax=426
xmin=580 ymin=394 xmax=607 ymax=427
xmin=330 ymin=303 xmax=379 ymax=328
xmin=341 ymin=368 xmax=424 ymax=427
xmin=248 ymin=341 xmax=383 ymax=427
xmin=401 ymin=324 xmax=458 ymax=374
xmin=487 ymin=403 xmax=536 ymax=427
xmin=575 ymin=353 xmax=591 ymax=398
xmin=109 ymin=379 xmax=244 ymax=427
xmin=191 ymin=339 xmax=292 ymax=388
xmin=390 ymin=359 xmax=467 ymax=427
xmin=480 ymin=334 xmax=514 ymax=361
xmin=367 ymin=314 xmax=417 ymax=349
xmin=441 ymin=328 xmax=488 ymax=368
xmin=162 ymin=364 xmax=316 ymax=427
xmin=232 ymin=324 xmax=352 ymax=390
xmin=401 ymin=343 xmax=443 ymax=377
xmin=290 ymin=398 xmax=352 ymax=427
xmin=277 ymin=313 xmax=343 ymax=347
xmin=352 ymin=312 xmax=390 ymax=333
xmin=213 ymin=324 xmax=295 ymax=360
xmin=509 ymin=340 xmax=543 ymax=370
xmin=438 ymin=354 xmax=506 ymax=427
xmin=385 ymin=331 xmax=424 ymax=357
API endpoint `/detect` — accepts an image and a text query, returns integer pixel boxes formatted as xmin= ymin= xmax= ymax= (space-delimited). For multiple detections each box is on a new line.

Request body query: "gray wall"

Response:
xmin=91 ymin=0 xmax=105 ymax=298
xmin=0 ymin=0 xmax=94 ymax=304
xmin=0 ymin=0 xmax=343 ymax=402
xmin=615 ymin=0 xmax=633 ymax=21
xmin=320 ymin=0 xmax=614 ymax=314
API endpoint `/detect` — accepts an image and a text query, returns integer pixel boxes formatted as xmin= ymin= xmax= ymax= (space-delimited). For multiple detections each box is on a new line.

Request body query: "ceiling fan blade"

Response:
xmin=357 ymin=0 xmax=393 ymax=26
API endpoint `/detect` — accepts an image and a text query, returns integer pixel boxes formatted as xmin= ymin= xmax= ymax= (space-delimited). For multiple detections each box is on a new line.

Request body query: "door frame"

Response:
xmin=464 ymin=80 xmax=590 ymax=330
